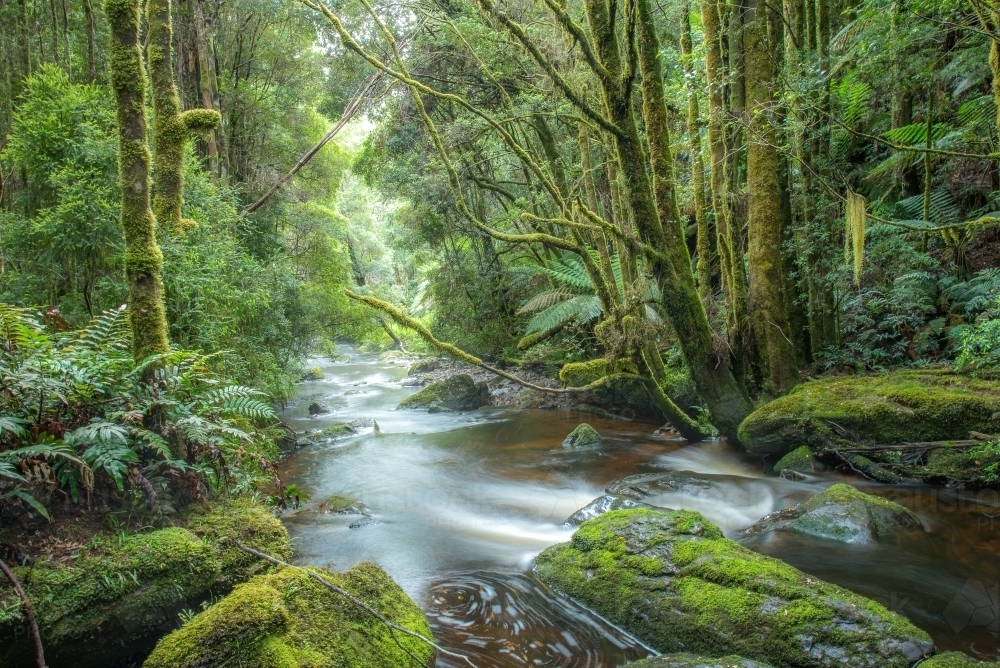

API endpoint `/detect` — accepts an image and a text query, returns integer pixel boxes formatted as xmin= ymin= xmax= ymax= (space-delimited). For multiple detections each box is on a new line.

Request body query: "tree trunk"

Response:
xmin=148 ymin=0 xmax=187 ymax=234
xmin=104 ymin=0 xmax=171 ymax=363
xmin=744 ymin=0 xmax=800 ymax=395
xmin=681 ymin=1 xmax=712 ymax=305
xmin=192 ymin=0 xmax=219 ymax=174
xmin=83 ymin=0 xmax=96 ymax=82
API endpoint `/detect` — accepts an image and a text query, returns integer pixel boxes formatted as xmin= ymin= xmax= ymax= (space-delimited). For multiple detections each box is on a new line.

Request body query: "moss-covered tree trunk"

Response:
xmin=744 ymin=0 xmax=800 ymax=395
xmin=105 ymin=0 xmax=171 ymax=362
xmin=681 ymin=1 xmax=712 ymax=305
xmin=587 ymin=0 xmax=752 ymax=440
xmin=148 ymin=0 xmax=219 ymax=235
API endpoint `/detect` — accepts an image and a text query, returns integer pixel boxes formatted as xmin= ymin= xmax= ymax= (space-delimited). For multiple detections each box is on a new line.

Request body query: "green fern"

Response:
xmin=81 ymin=441 xmax=139 ymax=491
xmin=525 ymin=295 xmax=602 ymax=334
xmin=70 ymin=305 xmax=129 ymax=352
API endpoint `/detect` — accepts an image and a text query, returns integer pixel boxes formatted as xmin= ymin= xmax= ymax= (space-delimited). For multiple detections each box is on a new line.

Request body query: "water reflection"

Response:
xmin=279 ymin=348 xmax=1000 ymax=664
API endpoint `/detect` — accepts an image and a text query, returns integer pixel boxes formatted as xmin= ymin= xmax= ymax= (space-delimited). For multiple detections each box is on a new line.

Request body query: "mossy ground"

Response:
xmin=143 ymin=562 xmax=434 ymax=668
xmin=535 ymin=508 xmax=932 ymax=667
xmin=921 ymin=652 xmax=1000 ymax=667
xmin=0 ymin=497 xmax=288 ymax=667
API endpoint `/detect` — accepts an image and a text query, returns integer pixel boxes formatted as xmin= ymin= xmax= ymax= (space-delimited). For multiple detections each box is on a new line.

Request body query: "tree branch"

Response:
xmin=0 ymin=557 xmax=46 ymax=668
xmin=345 ymin=291 xmax=644 ymax=394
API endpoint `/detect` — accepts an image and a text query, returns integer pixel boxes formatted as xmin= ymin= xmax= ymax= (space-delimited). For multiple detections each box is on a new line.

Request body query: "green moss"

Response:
xmin=144 ymin=562 xmax=434 ymax=668
xmin=534 ymin=508 xmax=932 ymax=667
xmin=300 ymin=366 xmax=324 ymax=381
xmin=0 ymin=527 xmax=218 ymax=660
xmin=184 ymin=498 xmax=291 ymax=587
xmin=921 ymin=652 xmax=1000 ymax=667
xmin=0 ymin=498 xmax=290 ymax=666
xmin=397 ymin=374 xmax=488 ymax=411
xmin=560 ymin=359 xmax=608 ymax=387
xmin=739 ymin=370 xmax=1000 ymax=459
xmin=562 ymin=422 xmax=604 ymax=448
xmin=773 ymin=445 xmax=816 ymax=473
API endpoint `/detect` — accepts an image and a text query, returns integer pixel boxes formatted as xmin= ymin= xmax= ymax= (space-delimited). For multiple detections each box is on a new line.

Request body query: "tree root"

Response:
xmin=0 ymin=556 xmax=46 ymax=668
xmin=232 ymin=540 xmax=479 ymax=668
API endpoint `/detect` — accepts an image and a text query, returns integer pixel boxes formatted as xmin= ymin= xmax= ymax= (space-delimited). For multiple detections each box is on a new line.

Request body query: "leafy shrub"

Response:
xmin=0 ymin=304 xmax=282 ymax=521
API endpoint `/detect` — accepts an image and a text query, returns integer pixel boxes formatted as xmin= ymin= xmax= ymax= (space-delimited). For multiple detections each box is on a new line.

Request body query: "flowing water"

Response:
xmin=278 ymin=348 xmax=1000 ymax=665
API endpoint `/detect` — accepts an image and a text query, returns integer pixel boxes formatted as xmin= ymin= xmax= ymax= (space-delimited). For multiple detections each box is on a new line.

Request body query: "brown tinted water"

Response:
xmin=278 ymin=349 xmax=1000 ymax=665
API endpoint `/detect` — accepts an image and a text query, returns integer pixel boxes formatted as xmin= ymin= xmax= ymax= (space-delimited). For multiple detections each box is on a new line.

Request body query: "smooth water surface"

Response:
xmin=278 ymin=348 xmax=1000 ymax=665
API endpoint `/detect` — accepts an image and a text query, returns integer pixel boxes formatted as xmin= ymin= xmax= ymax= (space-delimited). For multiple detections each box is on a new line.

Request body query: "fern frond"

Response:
xmin=81 ymin=441 xmax=138 ymax=491
xmin=883 ymin=122 xmax=951 ymax=146
xmin=222 ymin=397 xmax=276 ymax=421
xmin=525 ymin=295 xmax=602 ymax=334
xmin=517 ymin=290 xmax=576 ymax=314
xmin=72 ymin=305 xmax=128 ymax=352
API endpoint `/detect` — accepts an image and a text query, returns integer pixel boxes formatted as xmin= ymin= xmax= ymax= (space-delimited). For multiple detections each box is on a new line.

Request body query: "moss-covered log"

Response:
xmin=0 ymin=499 xmax=289 ymax=667
xmin=104 ymin=0 xmax=170 ymax=363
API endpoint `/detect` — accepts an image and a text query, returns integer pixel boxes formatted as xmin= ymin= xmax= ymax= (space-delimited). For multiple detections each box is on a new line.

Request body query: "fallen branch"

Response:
xmin=242 ymin=73 xmax=383 ymax=216
xmin=345 ymin=290 xmax=645 ymax=394
xmin=826 ymin=440 xmax=982 ymax=453
xmin=0 ymin=556 xmax=46 ymax=668
xmin=232 ymin=540 xmax=479 ymax=668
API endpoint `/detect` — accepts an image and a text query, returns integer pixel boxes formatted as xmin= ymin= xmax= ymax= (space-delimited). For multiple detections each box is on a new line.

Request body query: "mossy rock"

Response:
xmin=773 ymin=445 xmax=821 ymax=475
xmin=184 ymin=498 xmax=291 ymax=587
xmin=318 ymin=495 xmax=370 ymax=515
xmin=738 ymin=370 xmax=1000 ymax=457
xmin=534 ymin=508 xmax=933 ymax=667
xmin=143 ymin=562 xmax=434 ymax=668
xmin=0 ymin=499 xmax=289 ymax=667
xmin=300 ymin=367 xmax=324 ymax=381
xmin=631 ymin=654 xmax=773 ymax=668
xmin=744 ymin=483 xmax=922 ymax=544
xmin=562 ymin=422 xmax=603 ymax=448
xmin=396 ymin=374 xmax=489 ymax=411
xmin=921 ymin=652 xmax=1000 ymax=667
xmin=408 ymin=359 xmax=440 ymax=375
xmin=564 ymin=495 xmax=652 ymax=526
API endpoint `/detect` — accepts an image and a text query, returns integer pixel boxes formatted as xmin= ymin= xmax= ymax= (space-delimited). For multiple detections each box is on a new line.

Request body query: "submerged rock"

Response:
xmin=738 ymin=370 xmax=1000 ymax=457
xmin=745 ymin=483 xmax=922 ymax=544
xmin=564 ymin=495 xmax=652 ymax=526
xmin=397 ymin=374 xmax=490 ymax=411
xmin=143 ymin=562 xmax=433 ymax=668
xmin=534 ymin=508 xmax=933 ymax=667
xmin=631 ymin=654 xmax=773 ymax=668
xmin=349 ymin=516 xmax=381 ymax=529
xmin=350 ymin=417 xmax=380 ymax=433
xmin=319 ymin=495 xmax=370 ymax=516
xmin=401 ymin=374 xmax=432 ymax=387
xmin=0 ymin=499 xmax=289 ymax=667
xmin=562 ymin=423 xmax=604 ymax=448
xmin=605 ymin=470 xmax=714 ymax=500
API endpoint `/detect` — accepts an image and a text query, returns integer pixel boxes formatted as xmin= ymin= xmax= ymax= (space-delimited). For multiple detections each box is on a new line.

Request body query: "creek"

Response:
xmin=278 ymin=348 xmax=1000 ymax=666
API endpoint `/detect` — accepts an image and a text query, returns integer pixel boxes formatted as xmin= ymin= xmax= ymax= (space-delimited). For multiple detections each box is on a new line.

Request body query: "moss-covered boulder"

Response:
xmin=564 ymin=495 xmax=652 ymax=525
xmin=921 ymin=653 xmax=1000 ymax=667
xmin=631 ymin=654 xmax=773 ymax=668
xmin=773 ymin=445 xmax=823 ymax=477
xmin=397 ymin=374 xmax=489 ymax=411
xmin=534 ymin=508 xmax=933 ymax=667
xmin=408 ymin=358 xmax=440 ymax=375
xmin=562 ymin=422 xmax=603 ymax=448
xmin=744 ymin=483 xmax=922 ymax=544
xmin=300 ymin=366 xmax=324 ymax=381
xmin=738 ymin=370 xmax=1000 ymax=457
xmin=318 ymin=495 xmax=370 ymax=516
xmin=0 ymin=499 xmax=289 ymax=667
xmin=143 ymin=562 xmax=433 ymax=668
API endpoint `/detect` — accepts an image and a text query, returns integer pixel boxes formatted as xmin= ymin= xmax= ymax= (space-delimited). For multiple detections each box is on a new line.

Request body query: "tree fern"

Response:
xmin=525 ymin=295 xmax=602 ymax=334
